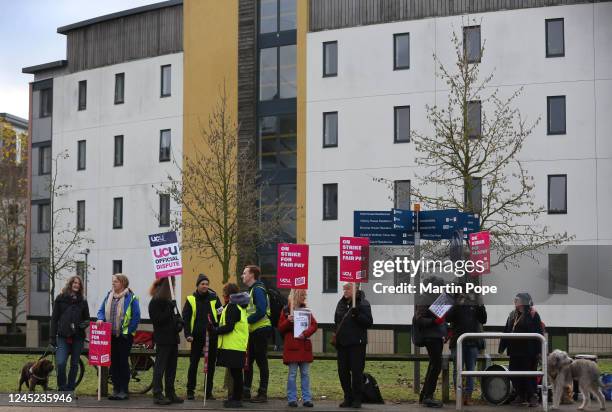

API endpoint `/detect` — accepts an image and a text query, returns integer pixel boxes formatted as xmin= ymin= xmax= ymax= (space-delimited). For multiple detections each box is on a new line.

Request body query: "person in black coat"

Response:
xmin=50 ymin=276 xmax=90 ymax=391
xmin=334 ymin=283 xmax=373 ymax=409
xmin=414 ymin=276 xmax=447 ymax=408
xmin=498 ymin=292 xmax=543 ymax=407
xmin=446 ymin=291 xmax=487 ymax=405
xmin=148 ymin=277 xmax=183 ymax=405
xmin=182 ymin=274 xmax=222 ymax=400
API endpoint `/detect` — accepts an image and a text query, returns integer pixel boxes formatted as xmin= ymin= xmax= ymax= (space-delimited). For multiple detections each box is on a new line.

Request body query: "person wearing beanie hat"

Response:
xmin=498 ymin=291 xmax=543 ymax=407
xmin=182 ymin=273 xmax=222 ymax=400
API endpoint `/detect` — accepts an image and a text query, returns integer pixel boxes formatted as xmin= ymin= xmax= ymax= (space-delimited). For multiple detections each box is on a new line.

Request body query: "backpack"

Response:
xmin=266 ymin=286 xmax=287 ymax=328
xmin=362 ymin=372 xmax=384 ymax=404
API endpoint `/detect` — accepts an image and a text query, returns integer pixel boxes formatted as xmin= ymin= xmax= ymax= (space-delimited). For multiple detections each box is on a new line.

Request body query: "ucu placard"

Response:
xmin=149 ymin=231 xmax=183 ymax=278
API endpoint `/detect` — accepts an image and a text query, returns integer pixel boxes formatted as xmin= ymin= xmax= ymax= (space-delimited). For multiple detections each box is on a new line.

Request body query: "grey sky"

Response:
xmin=0 ymin=0 xmax=155 ymax=120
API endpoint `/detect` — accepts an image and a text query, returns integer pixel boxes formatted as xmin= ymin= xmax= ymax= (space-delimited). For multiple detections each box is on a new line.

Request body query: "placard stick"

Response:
xmin=168 ymin=276 xmax=175 ymax=301
xmin=97 ymin=365 xmax=101 ymax=401
xmin=352 ymin=282 xmax=357 ymax=308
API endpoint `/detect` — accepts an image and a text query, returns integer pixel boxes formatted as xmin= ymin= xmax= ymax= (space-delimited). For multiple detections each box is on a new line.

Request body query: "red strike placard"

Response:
xmin=277 ymin=243 xmax=309 ymax=289
xmin=88 ymin=321 xmax=112 ymax=367
xmin=469 ymin=231 xmax=491 ymax=275
xmin=339 ymin=236 xmax=370 ymax=283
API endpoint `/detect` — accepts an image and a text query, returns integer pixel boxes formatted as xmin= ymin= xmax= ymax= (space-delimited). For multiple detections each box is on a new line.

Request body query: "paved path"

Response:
xmin=1 ymin=394 xmax=608 ymax=412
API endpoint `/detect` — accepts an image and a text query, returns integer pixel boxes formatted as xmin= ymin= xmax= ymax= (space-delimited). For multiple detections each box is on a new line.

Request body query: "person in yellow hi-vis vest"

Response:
xmin=214 ymin=283 xmax=249 ymax=409
xmin=181 ymin=274 xmax=222 ymax=400
xmin=240 ymin=265 xmax=272 ymax=402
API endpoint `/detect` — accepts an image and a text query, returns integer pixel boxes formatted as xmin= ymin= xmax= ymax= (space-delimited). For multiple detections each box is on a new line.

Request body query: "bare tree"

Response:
xmin=44 ymin=150 xmax=94 ymax=309
xmin=159 ymin=85 xmax=290 ymax=283
xmin=375 ymin=25 xmax=571 ymax=267
xmin=0 ymin=120 xmax=28 ymax=333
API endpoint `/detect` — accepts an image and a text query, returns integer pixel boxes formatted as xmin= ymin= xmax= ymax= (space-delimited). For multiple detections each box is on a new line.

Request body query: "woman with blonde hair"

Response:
xmin=278 ymin=288 xmax=318 ymax=407
xmin=96 ymin=273 xmax=140 ymax=400
xmin=51 ymin=275 xmax=90 ymax=391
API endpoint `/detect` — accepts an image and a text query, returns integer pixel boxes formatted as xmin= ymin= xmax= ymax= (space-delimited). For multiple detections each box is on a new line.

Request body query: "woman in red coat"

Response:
xmin=278 ymin=289 xmax=318 ymax=408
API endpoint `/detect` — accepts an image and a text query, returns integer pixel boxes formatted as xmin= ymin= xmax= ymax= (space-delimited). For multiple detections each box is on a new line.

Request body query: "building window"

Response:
xmin=464 ymin=177 xmax=482 ymax=213
xmin=78 ymin=80 xmax=87 ymax=111
xmin=77 ymin=140 xmax=86 ymax=170
xmin=113 ymin=260 xmax=123 ymax=275
xmin=114 ymin=73 xmax=125 ymax=104
xmin=114 ymin=135 xmax=124 ymax=166
xmin=159 ymin=194 xmax=170 ymax=227
xmin=260 ymin=183 xmax=297 ymax=241
xmin=259 ymin=45 xmax=296 ymax=101
xmin=547 ymin=96 xmax=566 ymax=135
xmin=259 ymin=115 xmax=297 ymax=170
xmin=394 ymin=106 xmax=410 ymax=143
xmin=40 ymin=88 xmax=52 ymax=118
xmin=161 ymin=65 xmax=171 ymax=97
xmin=546 ymin=18 xmax=564 ymax=58
xmin=323 ymin=41 xmax=338 ymax=77
xmin=76 ymin=261 xmax=85 ymax=279
xmin=463 ymin=26 xmax=481 ymax=63
xmin=76 ymin=200 xmax=85 ymax=231
xmin=39 ymin=145 xmax=51 ymax=175
xmin=549 ymin=253 xmax=568 ymax=294
xmin=259 ymin=0 xmax=296 ymax=34
xmin=467 ymin=101 xmax=482 ymax=138
xmin=393 ymin=33 xmax=410 ymax=70
xmin=394 ymin=180 xmax=411 ymax=209
xmin=323 ymin=256 xmax=338 ymax=293
xmin=323 ymin=183 xmax=338 ymax=220
xmin=113 ymin=197 xmax=123 ymax=229
xmin=37 ymin=261 xmax=49 ymax=292
xmin=38 ymin=203 xmax=50 ymax=233
xmin=323 ymin=112 xmax=338 ymax=148
xmin=159 ymin=129 xmax=171 ymax=162
xmin=548 ymin=174 xmax=567 ymax=214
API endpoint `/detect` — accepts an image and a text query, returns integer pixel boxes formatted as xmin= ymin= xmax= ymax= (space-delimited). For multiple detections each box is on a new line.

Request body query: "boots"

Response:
xmin=463 ymin=391 xmax=473 ymax=406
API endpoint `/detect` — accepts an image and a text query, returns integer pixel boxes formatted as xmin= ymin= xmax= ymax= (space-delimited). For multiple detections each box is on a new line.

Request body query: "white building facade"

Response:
xmin=306 ymin=2 xmax=612 ymax=335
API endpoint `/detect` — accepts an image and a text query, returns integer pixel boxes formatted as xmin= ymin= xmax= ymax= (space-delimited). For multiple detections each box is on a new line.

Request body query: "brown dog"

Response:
xmin=19 ymin=359 xmax=54 ymax=392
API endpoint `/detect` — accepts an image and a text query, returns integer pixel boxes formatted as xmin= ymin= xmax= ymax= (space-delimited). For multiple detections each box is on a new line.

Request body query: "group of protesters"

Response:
xmin=49 ymin=269 xmax=543 ymax=408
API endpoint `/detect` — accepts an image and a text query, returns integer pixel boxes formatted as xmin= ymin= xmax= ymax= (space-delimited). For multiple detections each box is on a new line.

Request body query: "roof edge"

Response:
xmin=57 ymin=0 xmax=182 ymax=34
xmin=0 ymin=113 xmax=28 ymax=129
xmin=22 ymin=60 xmax=68 ymax=74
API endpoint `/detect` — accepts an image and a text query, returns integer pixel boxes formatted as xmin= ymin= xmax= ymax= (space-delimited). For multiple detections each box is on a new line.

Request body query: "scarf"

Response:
xmin=105 ymin=288 xmax=129 ymax=336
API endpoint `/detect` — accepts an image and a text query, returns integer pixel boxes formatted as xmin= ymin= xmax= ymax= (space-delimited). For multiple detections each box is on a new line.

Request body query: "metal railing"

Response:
xmin=456 ymin=332 xmax=548 ymax=411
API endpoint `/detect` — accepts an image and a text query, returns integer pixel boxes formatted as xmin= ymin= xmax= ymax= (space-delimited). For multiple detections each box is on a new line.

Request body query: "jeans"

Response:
xmin=287 ymin=362 xmax=311 ymax=403
xmin=451 ymin=345 xmax=479 ymax=394
xmin=421 ymin=338 xmax=443 ymax=400
xmin=110 ymin=334 xmax=133 ymax=394
xmin=56 ymin=335 xmax=84 ymax=391
xmin=336 ymin=344 xmax=366 ymax=403
xmin=244 ymin=328 xmax=271 ymax=395
xmin=152 ymin=344 xmax=178 ymax=398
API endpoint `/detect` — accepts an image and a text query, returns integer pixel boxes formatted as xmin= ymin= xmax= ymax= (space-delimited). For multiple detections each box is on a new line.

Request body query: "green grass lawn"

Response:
xmin=2 ymin=354 xmax=610 ymax=402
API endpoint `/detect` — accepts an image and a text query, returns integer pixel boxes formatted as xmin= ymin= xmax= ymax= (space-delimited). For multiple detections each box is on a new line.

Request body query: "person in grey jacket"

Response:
xmin=334 ymin=283 xmax=373 ymax=409
xmin=414 ymin=276 xmax=447 ymax=408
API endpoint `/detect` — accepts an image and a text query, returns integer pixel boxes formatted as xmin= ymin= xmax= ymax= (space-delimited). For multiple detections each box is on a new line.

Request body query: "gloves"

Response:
xmin=434 ymin=316 xmax=446 ymax=325
xmin=209 ymin=327 xmax=219 ymax=337
xmin=350 ymin=307 xmax=359 ymax=318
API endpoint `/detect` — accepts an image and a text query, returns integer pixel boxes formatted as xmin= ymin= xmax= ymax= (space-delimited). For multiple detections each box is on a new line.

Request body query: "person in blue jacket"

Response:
xmin=96 ymin=273 xmax=141 ymax=400
xmin=240 ymin=265 xmax=272 ymax=403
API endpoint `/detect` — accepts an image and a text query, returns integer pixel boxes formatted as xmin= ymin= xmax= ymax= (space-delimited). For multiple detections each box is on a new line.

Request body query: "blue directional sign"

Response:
xmin=392 ymin=209 xmax=413 ymax=230
xmin=353 ymin=209 xmax=480 ymax=245
xmin=354 ymin=211 xmax=414 ymax=245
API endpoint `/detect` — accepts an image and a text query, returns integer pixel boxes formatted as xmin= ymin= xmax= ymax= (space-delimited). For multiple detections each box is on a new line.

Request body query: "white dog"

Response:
xmin=547 ymin=350 xmax=607 ymax=411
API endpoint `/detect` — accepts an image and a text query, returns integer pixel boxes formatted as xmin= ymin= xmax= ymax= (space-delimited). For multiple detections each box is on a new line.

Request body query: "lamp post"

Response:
xmin=78 ymin=248 xmax=90 ymax=298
